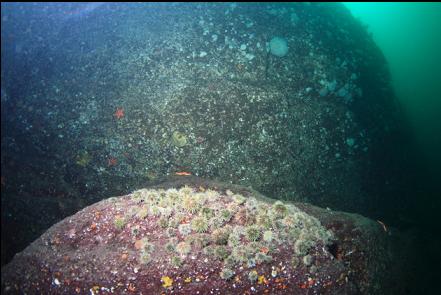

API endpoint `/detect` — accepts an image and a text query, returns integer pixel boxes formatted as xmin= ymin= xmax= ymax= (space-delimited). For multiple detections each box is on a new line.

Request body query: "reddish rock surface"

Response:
xmin=1 ymin=177 xmax=396 ymax=294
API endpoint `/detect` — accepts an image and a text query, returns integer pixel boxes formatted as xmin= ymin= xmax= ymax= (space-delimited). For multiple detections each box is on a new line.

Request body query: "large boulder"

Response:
xmin=1 ymin=177 xmax=400 ymax=294
xmin=1 ymin=2 xmax=412 ymax=268
xmin=2 ymin=2 xmax=408 ymax=211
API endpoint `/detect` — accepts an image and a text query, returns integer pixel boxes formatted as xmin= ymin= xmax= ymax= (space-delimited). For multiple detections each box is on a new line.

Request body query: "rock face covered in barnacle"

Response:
xmin=1 ymin=178 xmax=395 ymax=294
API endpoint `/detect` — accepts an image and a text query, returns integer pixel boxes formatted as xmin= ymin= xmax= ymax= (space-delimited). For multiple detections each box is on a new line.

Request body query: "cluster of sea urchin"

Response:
xmin=126 ymin=185 xmax=334 ymax=281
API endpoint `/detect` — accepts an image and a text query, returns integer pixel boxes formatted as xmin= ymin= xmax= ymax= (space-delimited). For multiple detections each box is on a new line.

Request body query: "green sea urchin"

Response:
xmin=245 ymin=225 xmax=261 ymax=242
xmin=220 ymin=268 xmax=234 ymax=280
xmin=191 ymin=216 xmax=209 ymax=233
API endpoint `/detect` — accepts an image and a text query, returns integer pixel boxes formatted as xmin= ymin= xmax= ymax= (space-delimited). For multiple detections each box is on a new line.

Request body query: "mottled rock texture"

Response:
xmin=2 ymin=178 xmax=398 ymax=294
xmin=1 ymin=2 xmax=412 ymax=269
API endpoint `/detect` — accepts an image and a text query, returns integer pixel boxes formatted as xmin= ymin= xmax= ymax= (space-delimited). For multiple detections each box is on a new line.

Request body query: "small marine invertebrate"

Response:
xmin=210 ymin=216 xmax=226 ymax=229
xmin=134 ymin=239 xmax=144 ymax=250
xmin=231 ymin=246 xmax=253 ymax=264
xmin=114 ymin=107 xmax=124 ymax=119
xmin=201 ymin=207 xmax=215 ymax=219
xmin=158 ymin=196 xmax=174 ymax=209
xmin=186 ymin=233 xmax=210 ymax=249
xmin=114 ymin=216 xmax=126 ymax=230
xmin=227 ymin=231 xmax=241 ymax=247
xmin=246 ymin=257 xmax=256 ymax=268
xmin=255 ymin=252 xmax=272 ymax=264
xmin=225 ymin=189 xmax=234 ymax=196
xmin=214 ymin=246 xmax=229 ymax=260
xmin=131 ymin=225 xmax=140 ymax=236
xmin=168 ymin=218 xmax=179 ymax=229
xmin=263 ymin=230 xmax=273 ymax=242
xmin=291 ymin=256 xmax=300 ymax=268
xmin=179 ymin=185 xmax=193 ymax=196
xmin=212 ymin=227 xmax=231 ymax=245
xmin=219 ymin=209 xmax=233 ymax=222
xmin=166 ymin=227 xmax=176 ymax=237
xmin=175 ymin=171 xmax=192 ymax=176
xmin=226 ymin=202 xmax=240 ymax=214
xmin=256 ymin=213 xmax=272 ymax=229
xmin=245 ymin=225 xmax=261 ymax=242
xmin=171 ymin=131 xmax=187 ymax=147
xmin=161 ymin=276 xmax=173 ymax=288
xmin=138 ymin=238 xmax=155 ymax=264
xmin=294 ymin=239 xmax=312 ymax=256
xmin=220 ymin=268 xmax=234 ymax=280
xmin=223 ymin=255 xmax=235 ymax=267
xmin=75 ymin=150 xmax=91 ymax=167
xmin=191 ymin=216 xmax=209 ymax=233
xmin=149 ymin=205 xmax=161 ymax=217
xmin=166 ymin=188 xmax=180 ymax=199
xmin=107 ymin=157 xmax=118 ymax=167
xmin=272 ymin=218 xmax=285 ymax=230
xmin=176 ymin=242 xmax=191 ymax=256
xmin=139 ymin=251 xmax=152 ymax=264
xmin=170 ymin=212 xmax=185 ymax=228
xmin=232 ymin=194 xmax=246 ymax=204
xmin=204 ymin=189 xmax=220 ymax=199
xmin=258 ymin=275 xmax=268 ymax=285
xmin=182 ymin=195 xmax=200 ymax=213
xmin=271 ymin=201 xmax=288 ymax=219
xmin=158 ymin=216 xmax=169 ymax=229
xmin=202 ymin=245 xmax=216 ymax=256
xmin=171 ymin=255 xmax=182 ymax=267
xmin=303 ymin=254 xmax=314 ymax=266
xmin=283 ymin=215 xmax=297 ymax=228
xmin=141 ymin=238 xmax=154 ymax=251
xmin=245 ymin=197 xmax=258 ymax=211
xmin=248 ymin=270 xmax=258 ymax=282
xmin=165 ymin=241 xmax=176 ymax=252
xmin=287 ymin=228 xmax=301 ymax=242
xmin=234 ymin=207 xmax=256 ymax=226
xmin=309 ymin=265 xmax=318 ymax=274
xmin=178 ymin=224 xmax=192 ymax=236
xmin=269 ymin=37 xmax=289 ymax=57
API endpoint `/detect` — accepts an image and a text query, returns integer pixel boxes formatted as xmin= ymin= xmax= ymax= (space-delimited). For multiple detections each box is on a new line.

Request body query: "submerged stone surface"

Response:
xmin=1 ymin=2 xmax=415 ymax=275
xmin=1 ymin=178 xmax=398 ymax=294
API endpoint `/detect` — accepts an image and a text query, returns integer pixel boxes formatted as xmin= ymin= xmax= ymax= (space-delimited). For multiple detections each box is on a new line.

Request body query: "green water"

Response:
xmin=344 ymin=2 xmax=441 ymax=170
xmin=344 ymin=4 xmax=441 ymax=293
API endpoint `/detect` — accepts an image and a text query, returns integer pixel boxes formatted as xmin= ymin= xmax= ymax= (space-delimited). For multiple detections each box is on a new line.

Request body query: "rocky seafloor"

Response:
xmin=1 ymin=177 xmax=408 ymax=294
xmin=1 ymin=2 xmax=414 ymax=267
xmin=1 ymin=3 xmax=419 ymax=290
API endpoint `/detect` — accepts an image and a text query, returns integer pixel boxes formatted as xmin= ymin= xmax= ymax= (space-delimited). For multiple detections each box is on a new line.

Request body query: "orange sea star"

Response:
xmin=114 ymin=107 xmax=124 ymax=119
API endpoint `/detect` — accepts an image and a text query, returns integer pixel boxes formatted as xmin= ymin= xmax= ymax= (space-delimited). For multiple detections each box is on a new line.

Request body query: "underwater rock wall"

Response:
xmin=1 ymin=3 xmax=411 ymax=265
xmin=1 ymin=178 xmax=397 ymax=294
